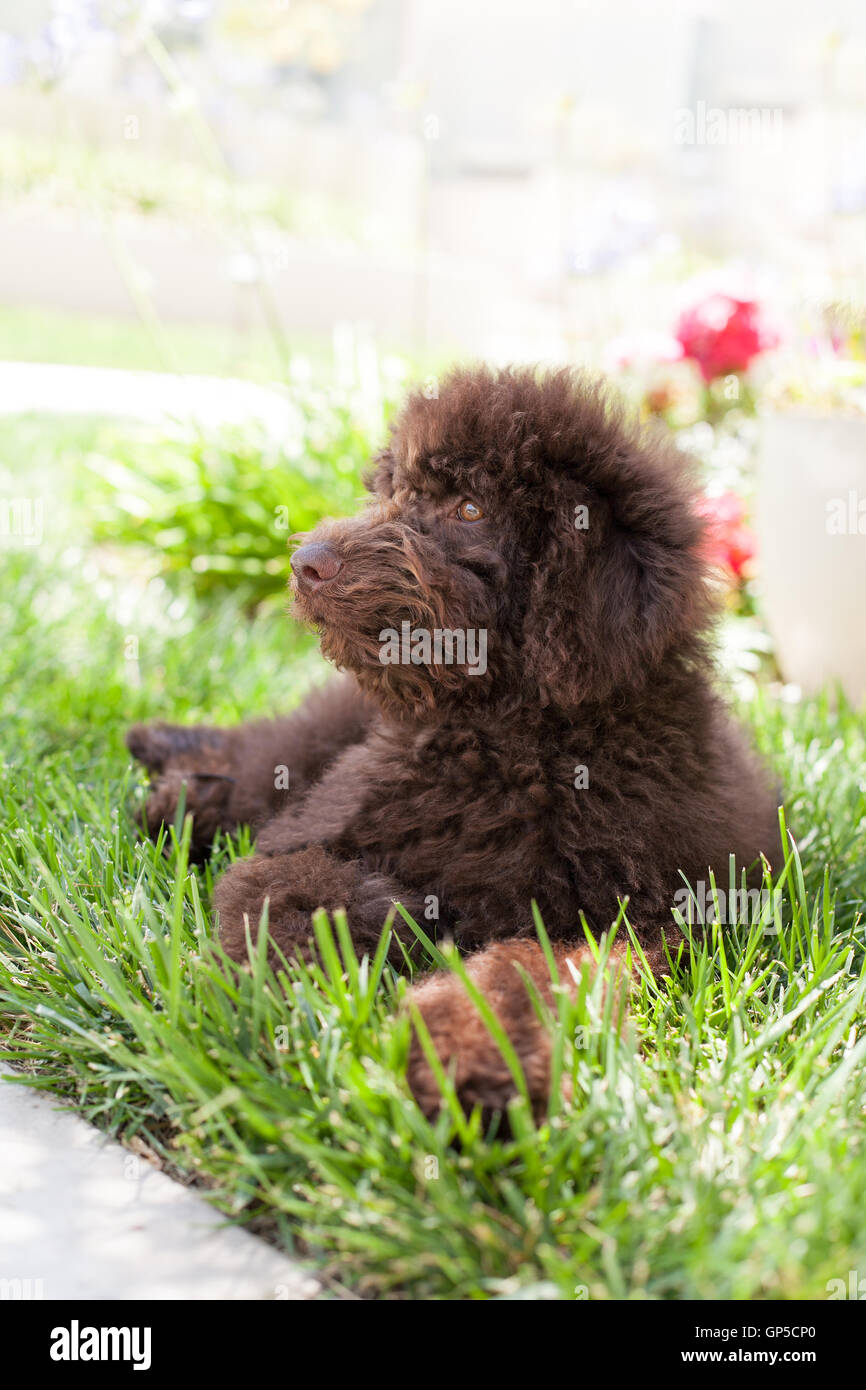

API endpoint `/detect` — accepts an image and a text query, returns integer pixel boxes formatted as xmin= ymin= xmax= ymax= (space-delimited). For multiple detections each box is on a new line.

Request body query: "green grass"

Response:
xmin=0 ymin=305 xmax=289 ymax=380
xmin=1 ymin=415 xmax=866 ymax=1300
xmin=0 ymin=302 xmax=456 ymax=382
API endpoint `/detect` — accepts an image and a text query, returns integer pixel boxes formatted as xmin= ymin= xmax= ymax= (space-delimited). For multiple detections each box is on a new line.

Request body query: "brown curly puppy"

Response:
xmin=128 ymin=366 xmax=778 ymax=1119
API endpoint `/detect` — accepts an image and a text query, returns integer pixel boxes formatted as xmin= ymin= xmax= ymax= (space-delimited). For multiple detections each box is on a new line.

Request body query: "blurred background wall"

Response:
xmin=0 ymin=0 xmax=864 ymax=367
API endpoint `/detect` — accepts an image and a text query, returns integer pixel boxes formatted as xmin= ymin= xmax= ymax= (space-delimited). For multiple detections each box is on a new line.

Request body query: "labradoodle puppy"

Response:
xmin=128 ymin=366 xmax=778 ymax=1118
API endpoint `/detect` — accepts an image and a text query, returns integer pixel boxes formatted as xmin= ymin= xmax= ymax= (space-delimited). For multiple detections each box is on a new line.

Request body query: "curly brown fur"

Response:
xmin=128 ymin=365 xmax=779 ymax=1119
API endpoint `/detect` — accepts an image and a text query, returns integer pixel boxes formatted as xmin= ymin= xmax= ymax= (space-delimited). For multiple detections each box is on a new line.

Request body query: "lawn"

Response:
xmin=2 ymin=412 xmax=866 ymax=1300
xmin=0 ymin=305 xmax=288 ymax=381
xmin=0 ymin=306 xmax=449 ymax=385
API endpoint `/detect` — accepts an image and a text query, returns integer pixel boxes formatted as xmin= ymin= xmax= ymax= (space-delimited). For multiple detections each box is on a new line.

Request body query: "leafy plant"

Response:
xmin=82 ymin=392 xmax=384 ymax=603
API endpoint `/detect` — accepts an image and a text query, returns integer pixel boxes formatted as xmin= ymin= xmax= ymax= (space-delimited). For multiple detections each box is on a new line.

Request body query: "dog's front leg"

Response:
xmin=406 ymin=937 xmax=631 ymax=1121
xmin=214 ymin=844 xmax=429 ymax=967
xmin=127 ymin=676 xmax=374 ymax=858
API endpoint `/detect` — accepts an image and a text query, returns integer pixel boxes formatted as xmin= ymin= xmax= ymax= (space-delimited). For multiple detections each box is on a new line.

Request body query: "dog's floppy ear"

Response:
xmin=523 ymin=442 xmax=712 ymax=709
xmin=364 ymin=448 xmax=395 ymax=497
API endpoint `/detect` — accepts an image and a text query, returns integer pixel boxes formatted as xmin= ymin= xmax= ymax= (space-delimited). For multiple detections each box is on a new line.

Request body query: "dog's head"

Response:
xmin=291 ymin=366 xmax=714 ymax=718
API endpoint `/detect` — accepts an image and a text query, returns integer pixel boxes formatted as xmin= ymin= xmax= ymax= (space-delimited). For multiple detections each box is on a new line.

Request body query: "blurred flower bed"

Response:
xmin=607 ymin=279 xmax=866 ymax=689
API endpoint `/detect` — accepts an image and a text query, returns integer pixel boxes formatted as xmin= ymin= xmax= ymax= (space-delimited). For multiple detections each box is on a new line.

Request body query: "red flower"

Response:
xmin=675 ymin=294 xmax=778 ymax=383
xmin=697 ymin=491 xmax=756 ymax=579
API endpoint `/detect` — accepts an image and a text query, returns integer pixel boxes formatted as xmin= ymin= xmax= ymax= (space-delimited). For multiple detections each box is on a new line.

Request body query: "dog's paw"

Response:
xmin=213 ymin=851 xmax=326 ymax=964
xmin=139 ymin=767 xmax=235 ymax=854
xmin=406 ymin=939 xmax=632 ymax=1123
xmin=127 ymin=723 xmax=236 ymax=856
xmin=405 ymin=962 xmax=552 ymax=1124
xmin=214 ymin=846 xmax=370 ymax=966
xmin=126 ymin=722 xmax=226 ymax=774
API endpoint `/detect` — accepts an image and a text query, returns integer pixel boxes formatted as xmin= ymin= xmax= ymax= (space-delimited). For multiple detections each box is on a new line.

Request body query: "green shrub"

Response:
xmin=83 ymin=388 xmax=387 ymax=603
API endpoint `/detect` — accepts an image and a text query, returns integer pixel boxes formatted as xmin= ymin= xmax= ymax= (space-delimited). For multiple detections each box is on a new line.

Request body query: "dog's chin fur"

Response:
xmin=299 ymin=614 xmax=494 ymax=722
xmin=290 ymin=509 xmax=502 ymax=720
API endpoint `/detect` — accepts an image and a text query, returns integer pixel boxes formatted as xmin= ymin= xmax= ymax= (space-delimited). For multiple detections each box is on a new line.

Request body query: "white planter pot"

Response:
xmin=755 ymin=412 xmax=866 ymax=703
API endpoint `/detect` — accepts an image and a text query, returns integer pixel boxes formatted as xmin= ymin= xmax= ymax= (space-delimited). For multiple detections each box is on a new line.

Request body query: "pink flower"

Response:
xmin=675 ymin=295 xmax=779 ymax=382
xmin=697 ymin=491 xmax=756 ymax=579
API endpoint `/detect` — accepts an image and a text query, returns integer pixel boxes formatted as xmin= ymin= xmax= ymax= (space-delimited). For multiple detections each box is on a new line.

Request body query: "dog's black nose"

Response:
xmin=291 ymin=542 xmax=343 ymax=586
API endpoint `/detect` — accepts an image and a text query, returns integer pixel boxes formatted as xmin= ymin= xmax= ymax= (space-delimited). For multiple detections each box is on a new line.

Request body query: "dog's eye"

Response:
xmin=456 ymin=499 xmax=484 ymax=522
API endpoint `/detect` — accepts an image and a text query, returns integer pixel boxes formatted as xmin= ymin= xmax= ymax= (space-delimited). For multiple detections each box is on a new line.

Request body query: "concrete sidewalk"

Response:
xmin=0 ymin=1066 xmax=320 ymax=1300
